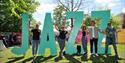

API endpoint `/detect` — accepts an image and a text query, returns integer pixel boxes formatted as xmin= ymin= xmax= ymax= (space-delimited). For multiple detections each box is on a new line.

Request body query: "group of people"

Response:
xmin=31 ymin=20 xmax=119 ymax=60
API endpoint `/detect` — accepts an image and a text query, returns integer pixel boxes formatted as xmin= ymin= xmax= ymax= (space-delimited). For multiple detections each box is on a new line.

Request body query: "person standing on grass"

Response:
xmin=75 ymin=28 xmax=82 ymax=55
xmin=88 ymin=20 xmax=99 ymax=56
xmin=57 ymin=25 xmax=68 ymax=59
xmin=31 ymin=24 xmax=41 ymax=57
xmin=81 ymin=25 xmax=89 ymax=57
xmin=104 ymin=22 xmax=119 ymax=58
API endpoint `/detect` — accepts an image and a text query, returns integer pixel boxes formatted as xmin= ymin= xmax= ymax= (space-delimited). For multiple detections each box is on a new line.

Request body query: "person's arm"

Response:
xmin=105 ymin=28 xmax=108 ymax=35
xmin=39 ymin=29 xmax=41 ymax=35
xmin=31 ymin=29 xmax=33 ymax=32
xmin=96 ymin=26 xmax=107 ymax=34
xmin=66 ymin=31 xmax=68 ymax=34
xmin=116 ymin=29 xmax=121 ymax=33
xmin=86 ymin=29 xmax=89 ymax=35
xmin=87 ymin=26 xmax=91 ymax=33
xmin=55 ymin=25 xmax=59 ymax=31
xmin=98 ymin=28 xmax=105 ymax=33
xmin=30 ymin=29 xmax=34 ymax=37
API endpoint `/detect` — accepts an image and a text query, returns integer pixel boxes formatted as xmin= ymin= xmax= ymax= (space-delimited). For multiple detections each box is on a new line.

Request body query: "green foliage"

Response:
xmin=84 ymin=15 xmax=121 ymax=29
xmin=110 ymin=15 xmax=122 ymax=28
xmin=53 ymin=5 xmax=67 ymax=29
xmin=0 ymin=0 xmax=40 ymax=32
xmin=84 ymin=16 xmax=91 ymax=26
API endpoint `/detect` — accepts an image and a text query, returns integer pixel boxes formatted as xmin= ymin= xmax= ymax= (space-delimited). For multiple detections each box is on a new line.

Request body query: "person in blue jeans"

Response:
xmin=81 ymin=25 xmax=88 ymax=56
xmin=105 ymin=22 xmax=119 ymax=58
xmin=31 ymin=24 xmax=41 ymax=57
xmin=57 ymin=25 xmax=68 ymax=59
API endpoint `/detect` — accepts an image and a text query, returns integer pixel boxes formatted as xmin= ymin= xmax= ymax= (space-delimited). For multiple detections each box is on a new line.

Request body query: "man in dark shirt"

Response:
xmin=58 ymin=25 xmax=68 ymax=59
xmin=31 ymin=24 xmax=41 ymax=57
xmin=105 ymin=22 xmax=119 ymax=58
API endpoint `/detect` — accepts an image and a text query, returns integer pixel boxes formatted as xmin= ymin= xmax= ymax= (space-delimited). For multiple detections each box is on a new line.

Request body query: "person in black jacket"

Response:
xmin=56 ymin=25 xmax=68 ymax=59
xmin=31 ymin=24 xmax=41 ymax=57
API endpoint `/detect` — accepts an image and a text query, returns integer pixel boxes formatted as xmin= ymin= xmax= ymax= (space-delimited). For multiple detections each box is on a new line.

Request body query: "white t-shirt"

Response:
xmin=92 ymin=26 xmax=95 ymax=38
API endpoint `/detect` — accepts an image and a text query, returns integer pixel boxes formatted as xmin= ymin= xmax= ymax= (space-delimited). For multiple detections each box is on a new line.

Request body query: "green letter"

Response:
xmin=91 ymin=10 xmax=111 ymax=54
xmin=11 ymin=13 xmax=29 ymax=55
xmin=38 ymin=13 xmax=57 ymax=56
xmin=65 ymin=11 xmax=84 ymax=54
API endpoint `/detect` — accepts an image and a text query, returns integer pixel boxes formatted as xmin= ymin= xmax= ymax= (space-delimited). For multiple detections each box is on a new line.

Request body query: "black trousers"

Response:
xmin=90 ymin=38 xmax=98 ymax=53
xmin=77 ymin=45 xmax=81 ymax=54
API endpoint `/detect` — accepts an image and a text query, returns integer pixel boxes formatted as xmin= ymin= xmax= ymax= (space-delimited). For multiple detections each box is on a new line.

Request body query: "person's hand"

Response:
xmin=116 ymin=29 xmax=121 ymax=33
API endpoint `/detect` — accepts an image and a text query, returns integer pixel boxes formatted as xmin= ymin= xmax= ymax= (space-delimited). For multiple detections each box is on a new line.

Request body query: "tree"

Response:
xmin=110 ymin=15 xmax=122 ymax=28
xmin=53 ymin=5 xmax=67 ymax=29
xmin=84 ymin=15 xmax=91 ymax=26
xmin=57 ymin=0 xmax=84 ymax=27
xmin=0 ymin=0 xmax=40 ymax=32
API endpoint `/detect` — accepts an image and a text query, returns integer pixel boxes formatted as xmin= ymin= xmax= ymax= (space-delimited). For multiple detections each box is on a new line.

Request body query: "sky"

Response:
xmin=32 ymin=0 xmax=125 ymax=29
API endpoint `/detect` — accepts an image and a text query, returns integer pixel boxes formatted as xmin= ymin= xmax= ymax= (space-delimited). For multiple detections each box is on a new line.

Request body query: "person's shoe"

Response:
xmin=115 ymin=55 xmax=119 ymax=59
xmin=95 ymin=54 xmax=99 ymax=56
xmin=63 ymin=51 xmax=66 ymax=55
xmin=33 ymin=55 xmax=36 ymax=59
xmin=54 ymin=56 xmax=62 ymax=62
xmin=105 ymin=54 xmax=109 ymax=57
xmin=58 ymin=56 xmax=63 ymax=60
xmin=83 ymin=52 xmax=87 ymax=55
xmin=90 ymin=53 xmax=94 ymax=56
xmin=77 ymin=53 xmax=80 ymax=56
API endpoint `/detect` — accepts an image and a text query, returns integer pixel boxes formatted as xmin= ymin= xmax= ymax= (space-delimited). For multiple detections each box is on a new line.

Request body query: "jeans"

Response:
xmin=82 ymin=36 xmax=88 ymax=53
xmin=58 ymin=38 xmax=65 ymax=51
xmin=32 ymin=40 xmax=40 ymax=56
xmin=105 ymin=37 xmax=118 ymax=55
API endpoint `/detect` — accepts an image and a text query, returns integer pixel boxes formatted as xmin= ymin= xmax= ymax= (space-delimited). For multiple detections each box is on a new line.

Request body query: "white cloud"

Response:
xmin=94 ymin=0 xmax=121 ymax=11
xmin=108 ymin=3 xmax=117 ymax=9
xmin=122 ymin=8 xmax=125 ymax=13
xmin=95 ymin=0 xmax=112 ymax=3
xmin=109 ymin=3 xmax=116 ymax=7
xmin=36 ymin=4 xmax=57 ymax=13
xmin=33 ymin=3 xmax=57 ymax=22
xmin=95 ymin=0 xmax=120 ymax=3
xmin=33 ymin=3 xmax=57 ymax=30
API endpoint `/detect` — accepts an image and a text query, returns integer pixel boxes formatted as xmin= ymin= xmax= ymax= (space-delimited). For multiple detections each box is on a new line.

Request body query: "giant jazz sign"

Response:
xmin=11 ymin=10 xmax=111 ymax=55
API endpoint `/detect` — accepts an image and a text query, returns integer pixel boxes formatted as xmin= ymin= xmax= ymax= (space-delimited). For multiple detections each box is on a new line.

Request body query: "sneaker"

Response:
xmin=95 ymin=54 xmax=99 ymax=56
xmin=90 ymin=53 xmax=94 ymax=56
xmin=104 ymin=54 xmax=109 ymax=57
xmin=115 ymin=55 xmax=119 ymax=59
xmin=83 ymin=52 xmax=87 ymax=55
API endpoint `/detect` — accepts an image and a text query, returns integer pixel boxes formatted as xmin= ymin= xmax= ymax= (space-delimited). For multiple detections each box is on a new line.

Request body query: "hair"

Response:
xmin=82 ymin=26 xmax=87 ymax=31
xmin=35 ymin=24 xmax=39 ymax=29
xmin=91 ymin=20 xmax=95 ymax=24
xmin=36 ymin=24 xmax=39 ymax=27
xmin=61 ymin=25 xmax=65 ymax=28
xmin=108 ymin=22 xmax=111 ymax=26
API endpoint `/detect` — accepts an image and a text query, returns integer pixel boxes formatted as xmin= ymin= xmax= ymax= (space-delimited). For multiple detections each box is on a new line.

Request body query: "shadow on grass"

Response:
xmin=64 ymin=55 xmax=81 ymax=63
xmin=21 ymin=56 xmax=34 ymax=63
xmin=54 ymin=53 xmax=82 ymax=63
xmin=89 ymin=54 xmax=125 ymax=63
xmin=81 ymin=54 xmax=88 ymax=61
xmin=104 ymin=56 xmax=125 ymax=63
xmin=32 ymin=56 xmax=55 ymax=63
xmin=6 ymin=56 xmax=24 ymax=63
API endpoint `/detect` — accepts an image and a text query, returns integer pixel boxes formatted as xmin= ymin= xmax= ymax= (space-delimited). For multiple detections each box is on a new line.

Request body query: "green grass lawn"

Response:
xmin=0 ymin=44 xmax=125 ymax=63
